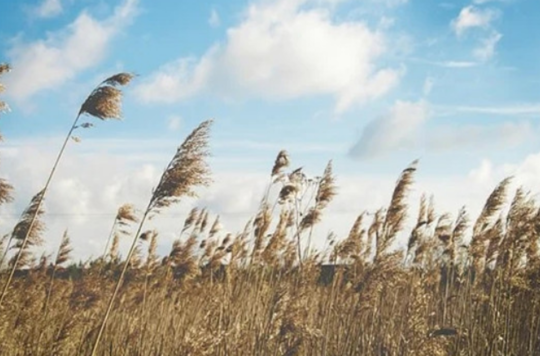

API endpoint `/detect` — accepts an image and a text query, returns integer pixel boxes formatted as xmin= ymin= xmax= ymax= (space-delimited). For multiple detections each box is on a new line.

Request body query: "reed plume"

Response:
xmin=181 ymin=207 xmax=200 ymax=234
xmin=470 ymin=177 xmax=511 ymax=272
xmin=101 ymin=203 xmax=139 ymax=262
xmin=90 ymin=119 xmax=213 ymax=356
xmin=376 ymin=160 xmax=418 ymax=260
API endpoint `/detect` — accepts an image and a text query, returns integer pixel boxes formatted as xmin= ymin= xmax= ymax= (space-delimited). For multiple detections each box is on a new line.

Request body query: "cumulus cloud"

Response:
xmin=5 ymin=0 xmax=138 ymax=102
xmin=134 ymin=0 xmax=401 ymax=113
xmin=451 ymin=6 xmax=498 ymax=36
xmin=29 ymin=0 xmax=63 ymax=19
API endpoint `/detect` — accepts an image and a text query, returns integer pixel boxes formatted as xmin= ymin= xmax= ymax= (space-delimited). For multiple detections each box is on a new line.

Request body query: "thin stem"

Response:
xmin=0 ymin=114 xmax=81 ymax=307
xmin=102 ymin=219 xmax=118 ymax=262
xmin=90 ymin=201 xmax=151 ymax=356
xmin=0 ymin=233 xmax=14 ymax=270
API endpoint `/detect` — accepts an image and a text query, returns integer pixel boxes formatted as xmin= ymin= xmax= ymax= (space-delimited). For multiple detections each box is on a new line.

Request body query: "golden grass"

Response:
xmin=0 ymin=65 xmax=540 ymax=355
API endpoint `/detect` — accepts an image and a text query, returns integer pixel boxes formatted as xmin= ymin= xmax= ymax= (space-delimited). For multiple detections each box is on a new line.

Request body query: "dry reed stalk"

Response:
xmin=406 ymin=194 xmax=429 ymax=264
xmin=36 ymin=230 xmax=72 ymax=352
xmin=101 ymin=203 xmax=139 ymax=263
xmin=0 ymin=73 xmax=134 ymax=308
xmin=0 ymin=190 xmax=46 ymax=305
xmin=303 ymin=161 xmax=337 ymax=252
xmin=335 ymin=213 xmax=365 ymax=264
xmin=470 ymin=177 xmax=512 ymax=273
xmin=90 ymin=119 xmax=213 ymax=356
xmin=376 ymin=160 xmax=418 ymax=261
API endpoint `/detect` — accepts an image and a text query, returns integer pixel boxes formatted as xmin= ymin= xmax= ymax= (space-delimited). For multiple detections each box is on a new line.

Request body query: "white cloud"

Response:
xmin=135 ymin=0 xmax=401 ymax=113
xmin=167 ymin=115 xmax=182 ymax=131
xmin=133 ymin=54 xmax=214 ymax=103
xmin=349 ymin=100 xmax=430 ymax=158
xmin=5 ymin=0 xmax=138 ymax=102
xmin=30 ymin=0 xmax=63 ymax=19
xmin=208 ymin=8 xmax=220 ymax=28
xmin=451 ymin=6 xmax=498 ymax=36
xmin=474 ymin=31 xmax=502 ymax=61
xmin=349 ymin=101 xmax=536 ymax=159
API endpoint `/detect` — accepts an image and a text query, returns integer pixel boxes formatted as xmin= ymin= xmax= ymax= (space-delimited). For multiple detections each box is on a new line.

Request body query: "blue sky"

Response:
xmin=1 ymin=0 xmax=539 ymax=259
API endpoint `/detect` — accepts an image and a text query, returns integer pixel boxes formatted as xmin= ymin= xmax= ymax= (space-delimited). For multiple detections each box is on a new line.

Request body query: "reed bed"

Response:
xmin=0 ymin=65 xmax=539 ymax=356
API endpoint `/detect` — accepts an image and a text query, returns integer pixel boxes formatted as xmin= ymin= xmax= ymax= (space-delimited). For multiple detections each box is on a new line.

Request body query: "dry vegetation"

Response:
xmin=1 ymin=64 xmax=540 ymax=356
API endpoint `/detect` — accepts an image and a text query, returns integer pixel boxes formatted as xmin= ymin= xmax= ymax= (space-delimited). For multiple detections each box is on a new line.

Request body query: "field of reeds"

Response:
xmin=1 ymin=65 xmax=540 ymax=356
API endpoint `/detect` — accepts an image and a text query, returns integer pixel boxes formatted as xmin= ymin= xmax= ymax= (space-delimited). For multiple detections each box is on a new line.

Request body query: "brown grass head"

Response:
xmin=299 ymin=161 xmax=337 ymax=231
xmin=278 ymin=184 xmax=298 ymax=204
xmin=209 ymin=215 xmax=222 ymax=238
xmin=79 ymin=72 xmax=135 ymax=120
xmin=473 ymin=176 xmax=512 ymax=236
xmin=0 ymin=178 xmax=14 ymax=206
xmin=116 ymin=203 xmax=139 ymax=225
xmin=55 ymin=230 xmax=72 ymax=266
xmin=149 ymin=120 xmax=213 ymax=212
xmin=182 ymin=207 xmax=200 ymax=233
xmin=470 ymin=177 xmax=511 ymax=270
xmin=11 ymin=190 xmax=46 ymax=253
xmin=271 ymin=150 xmax=290 ymax=176
xmin=315 ymin=160 xmax=337 ymax=209
xmin=200 ymin=210 xmax=210 ymax=232
xmin=380 ymin=160 xmax=418 ymax=257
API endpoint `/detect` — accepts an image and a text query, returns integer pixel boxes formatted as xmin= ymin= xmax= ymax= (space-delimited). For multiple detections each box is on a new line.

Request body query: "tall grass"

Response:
xmin=0 ymin=65 xmax=539 ymax=356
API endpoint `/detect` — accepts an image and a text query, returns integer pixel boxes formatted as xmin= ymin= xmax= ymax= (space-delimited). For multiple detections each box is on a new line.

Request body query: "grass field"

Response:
xmin=1 ymin=65 xmax=540 ymax=356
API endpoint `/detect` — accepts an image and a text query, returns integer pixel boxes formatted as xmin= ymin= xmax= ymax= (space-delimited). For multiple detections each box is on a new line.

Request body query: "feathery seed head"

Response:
xmin=149 ymin=120 xmax=213 ymax=212
xmin=182 ymin=207 xmax=200 ymax=233
xmin=116 ymin=203 xmax=139 ymax=225
xmin=271 ymin=150 xmax=290 ymax=176
xmin=79 ymin=72 xmax=134 ymax=120
xmin=55 ymin=230 xmax=72 ymax=266
xmin=102 ymin=72 xmax=136 ymax=87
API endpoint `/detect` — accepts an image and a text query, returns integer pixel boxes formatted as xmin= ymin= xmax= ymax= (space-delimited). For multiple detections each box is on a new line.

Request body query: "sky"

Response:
xmin=0 ymin=0 xmax=539 ymax=261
